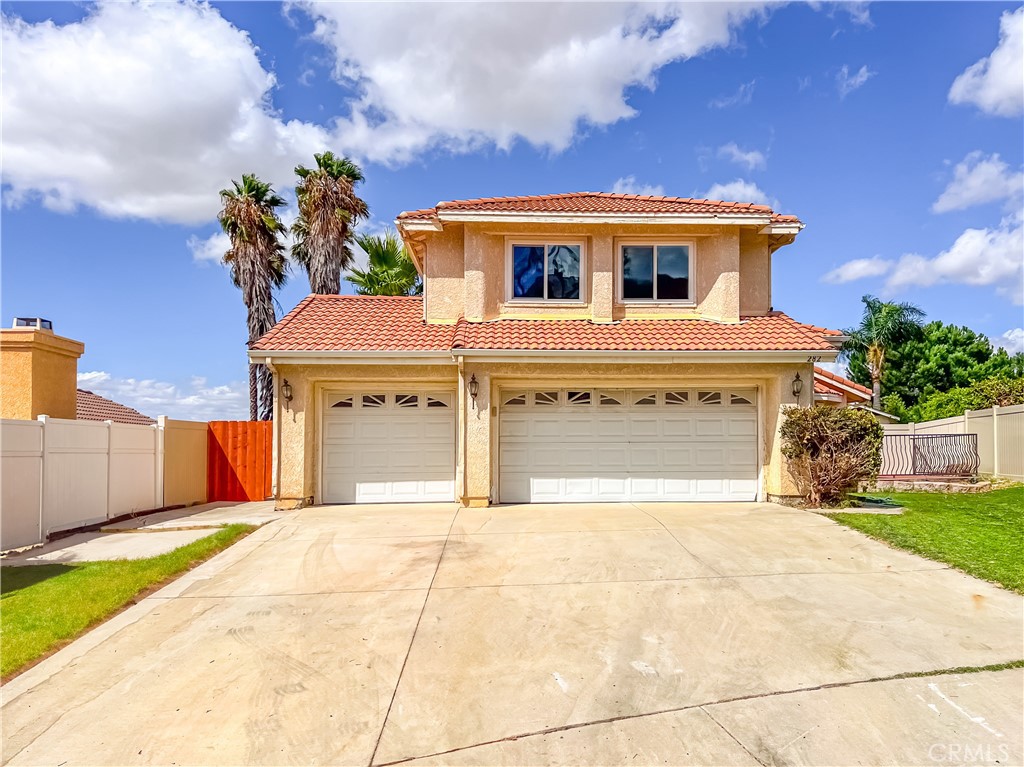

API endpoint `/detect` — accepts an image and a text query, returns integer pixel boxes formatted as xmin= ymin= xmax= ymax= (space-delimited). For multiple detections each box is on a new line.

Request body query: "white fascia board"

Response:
xmin=248 ymin=350 xmax=455 ymax=365
xmin=395 ymin=218 xmax=443 ymax=232
xmin=758 ymin=223 xmax=804 ymax=235
xmin=814 ymin=392 xmax=844 ymax=403
xmin=451 ymin=349 xmax=839 ymax=364
xmin=436 ymin=212 xmax=775 ymax=226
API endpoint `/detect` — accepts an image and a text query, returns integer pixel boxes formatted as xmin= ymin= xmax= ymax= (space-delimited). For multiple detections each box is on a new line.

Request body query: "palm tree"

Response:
xmin=218 ymin=174 xmax=288 ymax=421
xmin=292 ymin=152 xmax=368 ymax=294
xmin=349 ymin=230 xmax=422 ymax=296
xmin=844 ymin=295 xmax=925 ymax=409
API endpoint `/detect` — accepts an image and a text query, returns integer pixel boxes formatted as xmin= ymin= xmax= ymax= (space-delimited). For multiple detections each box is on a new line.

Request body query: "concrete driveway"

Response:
xmin=2 ymin=502 xmax=1022 ymax=766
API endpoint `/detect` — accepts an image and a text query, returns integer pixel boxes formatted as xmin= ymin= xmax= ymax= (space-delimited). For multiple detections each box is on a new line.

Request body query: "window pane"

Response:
xmin=513 ymin=245 xmax=544 ymax=298
xmin=622 ymin=246 xmax=654 ymax=299
xmin=547 ymin=245 xmax=580 ymax=300
xmin=657 ymin=245 xmax=689 ymax=300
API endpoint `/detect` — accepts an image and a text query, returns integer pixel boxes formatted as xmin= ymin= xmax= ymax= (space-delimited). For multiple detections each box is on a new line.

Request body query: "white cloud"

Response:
xmin=708 ymin=79 xmax=756 ymax=109
xmin=931 ymin=151 xmax=1024 ymax=213
xmin=885 ymin=214 xmax=1024 ymax=304
xmin=704 ymin=179 xmax=776 ymax=207
xmin=822 ymin=256 xmax=892 ymax=284
xmin=187 ymin=231 xmax=231 ymax=264
xmin=610 ymin=176 xmax=665 ymax=196
xmin=815 ymin=360 xmax=850 ymax=377
xmin=717 ymin=142 xmax=766 ymax=171
xmin=2 ymin=2 xmax=328 ymax=225
xmin=836 ymin=64 xmax=875 ymax=98
xmin=949 ymin=7 xmax=1024 ymax=117
xmin=297 ymin=3 xmax=772 ymax=163
xmin=77 ymin=371 xmax=248 ymax=421
xmin=993 ymin=328 xmax=1024 ymax=355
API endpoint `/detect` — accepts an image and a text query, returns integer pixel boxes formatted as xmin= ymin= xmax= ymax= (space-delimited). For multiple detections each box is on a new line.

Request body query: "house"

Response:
xmin=813 ymin=366 xmax=901 ymax=423
xmin=76 ymin=389 xmax=156 ymax=426
xmin=0 ymin=318 xmax=84 ymax=421
xmin=250 ymin=192 xmax=844 ymax=508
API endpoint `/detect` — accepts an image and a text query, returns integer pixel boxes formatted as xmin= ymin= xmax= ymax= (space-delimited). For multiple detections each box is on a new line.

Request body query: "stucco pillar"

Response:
xmin=0 ymin=327 xmax=84 ymax=420
xmin=764 ymin=363 xmax=813 ymax=501
xmin=460 ymin=362 xmax=493 ymax=506
xmin=464 ymin=227 xmax=488 ymax=322
xmin=275 ymin=368 xmax=312 ymax=509
xmin=591 ymin=234 xmax=614 ymax=323
xmin=703 ymin=231 xmax=741 ymax=323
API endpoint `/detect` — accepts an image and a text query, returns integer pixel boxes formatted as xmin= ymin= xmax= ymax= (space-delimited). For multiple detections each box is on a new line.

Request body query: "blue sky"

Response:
xmin=2 ymin=1 xmax=1022 ymax=419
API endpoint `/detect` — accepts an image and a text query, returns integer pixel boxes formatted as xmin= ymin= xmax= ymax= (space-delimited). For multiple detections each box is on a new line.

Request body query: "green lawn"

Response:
xmin=1 ymin=524 xmax=255 ymax=679
xmin=832 ymin=486 xmax=1024 ymax=594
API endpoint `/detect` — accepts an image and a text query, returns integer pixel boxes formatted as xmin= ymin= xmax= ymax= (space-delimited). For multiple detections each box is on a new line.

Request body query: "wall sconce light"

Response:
xmin=468 ymin=374 xmax=479 ymax=406
xmin=281 ymin=379 xmax=293 ymax=410
xmin=791 ymin=372 xmax=804 ymax=399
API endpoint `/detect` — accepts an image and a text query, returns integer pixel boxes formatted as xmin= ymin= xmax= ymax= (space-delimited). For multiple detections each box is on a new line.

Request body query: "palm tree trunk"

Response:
xmin=872 ymin=375 xmax=881 ymax=410
xmin=257 ymin=364 xmax=274 ymax=421
xmin=248 ymin=363 xmax=258 ymax=421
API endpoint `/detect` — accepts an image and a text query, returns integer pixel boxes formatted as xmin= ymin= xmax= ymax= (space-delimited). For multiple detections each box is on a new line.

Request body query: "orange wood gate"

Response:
xmin=207 ymin=421 xmax=273 ymax=502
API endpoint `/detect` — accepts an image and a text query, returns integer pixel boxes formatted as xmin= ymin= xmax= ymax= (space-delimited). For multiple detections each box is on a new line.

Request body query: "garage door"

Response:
xmin=499 ymin=387 xmax=757 ymax=503
xmin=322 ymin=390 xmax=455 ymax=504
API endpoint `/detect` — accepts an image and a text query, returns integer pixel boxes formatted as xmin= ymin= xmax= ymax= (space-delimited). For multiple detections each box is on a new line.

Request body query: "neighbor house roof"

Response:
xmin=76 ymin=389 xmax=156 ymax=425
xmin=251 ymin=296 xmax=840 ymax=355
xmin=813 ymin=366 xmax=871 ymax=400
xmin=397 ymin=192 xmax=802 ymax=225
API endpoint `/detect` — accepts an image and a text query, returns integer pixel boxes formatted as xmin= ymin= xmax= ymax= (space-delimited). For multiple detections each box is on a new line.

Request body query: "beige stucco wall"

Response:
xmin=273 ymin=359 xmax=812 ymax=507
xmin=418 ymin=222 xmax=779 ymax=325
xmin=0 ymin=329 xmax=84 ymax=420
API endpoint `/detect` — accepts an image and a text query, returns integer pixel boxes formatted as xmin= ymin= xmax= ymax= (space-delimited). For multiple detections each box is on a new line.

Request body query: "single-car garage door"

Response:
xmin=499 ymin=387 xmax=758 ymax=503
xmin=322 ymin=390 xmax=456 ymax=504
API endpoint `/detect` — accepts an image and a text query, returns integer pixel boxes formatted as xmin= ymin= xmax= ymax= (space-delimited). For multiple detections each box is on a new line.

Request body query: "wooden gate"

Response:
xmin=207 ymin=421 xmax=272 ymax=502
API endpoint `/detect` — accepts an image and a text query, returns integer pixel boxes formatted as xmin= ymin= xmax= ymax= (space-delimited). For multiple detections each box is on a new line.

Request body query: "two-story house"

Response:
xmin=250 ymin=192 xmax=844 ymax=509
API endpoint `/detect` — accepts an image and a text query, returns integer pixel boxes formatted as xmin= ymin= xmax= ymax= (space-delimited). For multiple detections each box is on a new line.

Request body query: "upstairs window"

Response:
xmin=510 ymin=242 xmax=582 ymax=301
xmin=621 ymin=243 xmax=692 ymax=302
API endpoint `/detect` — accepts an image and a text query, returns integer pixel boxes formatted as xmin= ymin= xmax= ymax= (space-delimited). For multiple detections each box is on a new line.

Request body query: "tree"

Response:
xmin=847 ymin=320 xmax=1024 ymax=407
xmin=218 ymin=174 xmax=288 ymax=421
xmin=292 ymin=152 xmax=369 ymax=294
xmin=842 ymin=295 xmax=925 ymax=409
xmin=348 ymin=230 xmax=422 ymax=296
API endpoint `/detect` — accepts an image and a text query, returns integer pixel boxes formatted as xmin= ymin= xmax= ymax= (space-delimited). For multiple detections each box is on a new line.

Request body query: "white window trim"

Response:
xmin=504 ymin=236 xmax=587 ymax=305
xmin=617 ymin=239 xmax=696 ymax=305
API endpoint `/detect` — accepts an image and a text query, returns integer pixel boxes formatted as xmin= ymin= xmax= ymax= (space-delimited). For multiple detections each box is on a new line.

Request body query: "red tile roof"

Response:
xmin=250 ymin=295 xmax=455 ymax=352
xmin=813 ymin=366 xmax=871 ymax=399
xmin=252 ymin=296 xmax=839 ymax=354
xmin=453 ymin=313 xmax=833 ymax=352
xmin=397 ymin=192 xmax=801 ymax=224
xmin=76 ymin=389 xmax=156 ymax=425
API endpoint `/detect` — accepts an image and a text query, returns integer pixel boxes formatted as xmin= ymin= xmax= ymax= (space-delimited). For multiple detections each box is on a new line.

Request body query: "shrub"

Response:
xmin=911 ymin=377 xmax=1024 ymax=421
xmin=780 ymin=406 xmax=883 ymax=507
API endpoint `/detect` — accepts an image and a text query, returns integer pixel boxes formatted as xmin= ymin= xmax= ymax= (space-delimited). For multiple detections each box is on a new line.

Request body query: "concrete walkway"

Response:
xmin=1 ymin=501 xmax=283 ymax=566
xmin=2 ymin=502 xmax=1021 ymax=765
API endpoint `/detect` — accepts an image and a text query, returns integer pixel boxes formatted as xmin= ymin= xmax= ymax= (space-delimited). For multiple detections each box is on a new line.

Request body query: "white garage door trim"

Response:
xmin=499 ymin=387 xmax=759 ymax=503
xmin=320 ymin=388 xmax=456 ymax=504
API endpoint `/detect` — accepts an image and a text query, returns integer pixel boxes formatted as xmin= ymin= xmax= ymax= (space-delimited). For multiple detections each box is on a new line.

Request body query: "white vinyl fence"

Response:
xmin=883 ymin=404 xmax=1024 ymax=481
xmin=1 ymin=416 xmax=208 ymax=551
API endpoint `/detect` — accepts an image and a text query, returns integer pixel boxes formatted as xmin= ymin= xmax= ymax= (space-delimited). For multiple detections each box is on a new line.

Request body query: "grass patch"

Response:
xmin=833 ymin=486 xmax=1024 ymax=594
xmin=1 ymin=524 xmax=255 ymax=679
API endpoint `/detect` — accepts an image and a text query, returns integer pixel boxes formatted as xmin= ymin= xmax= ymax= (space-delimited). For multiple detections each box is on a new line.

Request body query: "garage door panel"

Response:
xmin=322 ymin=390 xmax=455 ymax=504
xmin=499 ymin=387 xmax=757 ymax=503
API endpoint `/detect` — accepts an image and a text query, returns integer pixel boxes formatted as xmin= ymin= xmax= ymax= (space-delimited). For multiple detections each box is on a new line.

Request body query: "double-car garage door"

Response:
xmin=499 ymin=387 xmax=758 ymax=503
xmin=320 ymin=385 xmax=758 ymax=504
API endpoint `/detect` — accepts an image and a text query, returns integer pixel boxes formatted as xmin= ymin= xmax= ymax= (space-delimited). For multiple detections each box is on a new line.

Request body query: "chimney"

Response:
xmin=1 ymin=319 xmax=85 ymax=420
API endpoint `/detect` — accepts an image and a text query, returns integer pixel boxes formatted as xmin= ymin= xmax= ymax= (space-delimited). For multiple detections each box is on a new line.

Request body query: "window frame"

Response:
xmin=617 ymin=239 xmax=696 ymax=305
xmin=505 ymin=237 xmax=587 ymax=305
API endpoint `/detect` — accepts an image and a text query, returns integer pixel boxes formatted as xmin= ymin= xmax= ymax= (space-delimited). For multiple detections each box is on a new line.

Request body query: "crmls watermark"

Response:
xmin=928 ymin=743 xmax=1011 ymax=763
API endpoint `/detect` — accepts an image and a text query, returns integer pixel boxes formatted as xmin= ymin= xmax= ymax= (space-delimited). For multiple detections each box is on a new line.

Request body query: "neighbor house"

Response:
xmin=813 ymin=366 xmax=900 ymax=424
xmin=250 ymin=192 xmax=844 ymax=508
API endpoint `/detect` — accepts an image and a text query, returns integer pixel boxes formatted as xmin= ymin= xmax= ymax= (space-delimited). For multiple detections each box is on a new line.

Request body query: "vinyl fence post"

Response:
xmin=156 ymin=416 xmax=167 ymax=509
xmin=36 ymin=415 xmax=48 ymax=544
xmin=992 ymin=405 xmax=1001 ymax=478
xmin=105 ymin=420 xmax=114 ymax=520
